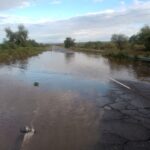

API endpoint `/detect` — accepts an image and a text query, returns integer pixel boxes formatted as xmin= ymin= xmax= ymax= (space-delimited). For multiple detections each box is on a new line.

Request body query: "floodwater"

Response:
xmin=0 ymin=47 xmax=149 ymax=150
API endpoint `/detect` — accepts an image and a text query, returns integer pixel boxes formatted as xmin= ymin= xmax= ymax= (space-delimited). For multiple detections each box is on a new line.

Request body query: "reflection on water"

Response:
xmin=18 ymin=60 xmax=28 ymax=70
xmin=107 ymin=58 xmax=150 ymax=81
xmin=0 ymin=51 xmax=149 ymax=83
xmin=64 ymin=52 xmax=75 ymax=63
xmin=0 ymin=50 xmax=149 ymax=150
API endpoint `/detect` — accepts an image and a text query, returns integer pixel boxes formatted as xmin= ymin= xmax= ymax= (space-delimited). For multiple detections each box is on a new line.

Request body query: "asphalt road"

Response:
xmin=96 ymin=80 xmax=150 ymax=150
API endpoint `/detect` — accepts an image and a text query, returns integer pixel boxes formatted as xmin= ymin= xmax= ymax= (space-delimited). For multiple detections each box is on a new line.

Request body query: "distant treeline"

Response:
xmin=64 ymin=25 xmax=150 ymax=52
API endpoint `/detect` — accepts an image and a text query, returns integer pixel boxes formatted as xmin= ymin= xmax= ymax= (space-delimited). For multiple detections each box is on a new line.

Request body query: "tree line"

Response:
xmin=64 ymin=25 xmax=150 ymax=51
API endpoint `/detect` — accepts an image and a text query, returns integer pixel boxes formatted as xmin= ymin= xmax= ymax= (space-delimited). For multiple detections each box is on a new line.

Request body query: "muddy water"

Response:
xmin=0 ymin=48 xmax=149 ymax=150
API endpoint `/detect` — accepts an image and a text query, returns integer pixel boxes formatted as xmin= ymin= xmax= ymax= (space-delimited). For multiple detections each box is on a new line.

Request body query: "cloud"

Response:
xmin=0 ymin=0 xmax=32 ymax=10
xmin=0 ymin=0 xmax=150 ymax=43
xmin=27 ymin=6 xmax=150 ymax=43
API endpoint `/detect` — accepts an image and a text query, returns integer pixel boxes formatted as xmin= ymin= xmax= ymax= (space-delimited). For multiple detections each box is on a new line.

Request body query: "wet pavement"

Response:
xmin=0 ymin=46 xmax=149 ymax=150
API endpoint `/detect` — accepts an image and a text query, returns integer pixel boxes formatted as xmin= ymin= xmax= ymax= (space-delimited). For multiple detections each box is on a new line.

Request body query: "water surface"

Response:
xmin=0 ymin=48 xmax=149 ymax=150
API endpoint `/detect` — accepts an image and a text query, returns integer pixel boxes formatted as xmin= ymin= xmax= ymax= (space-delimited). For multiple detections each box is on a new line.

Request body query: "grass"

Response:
xmin=0 ymin=45 xmax=50 ymax=63
xmin=102 ymin=49 xmax=150 ymax=61
xmin=103 ymin=51 xmax=128 ymax=59
xmin=72 ymin=46 xmax=150 ymax=61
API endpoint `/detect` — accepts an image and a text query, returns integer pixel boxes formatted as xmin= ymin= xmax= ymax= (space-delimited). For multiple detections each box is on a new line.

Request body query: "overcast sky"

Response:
xmin=0 ymin=0 xmax=150 ymax=43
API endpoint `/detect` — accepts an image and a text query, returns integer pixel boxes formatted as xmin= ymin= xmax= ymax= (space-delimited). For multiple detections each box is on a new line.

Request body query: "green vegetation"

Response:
xmin=64 ymin=37 xmax=75 ymax=48
xmin=111 ymin=34 xmax=128 ymax=50
xmin=0 ymin=46 xmax=47 ymax=63
xmin=0 ymin=24 xmax=49 ymax=63
xmin=67 ymin=25 xmax=150 ymax=61
xmin=137 ymin=25 xmax=150 ymax=51
xmin=5 ymin=25 xmax=28 ymax=46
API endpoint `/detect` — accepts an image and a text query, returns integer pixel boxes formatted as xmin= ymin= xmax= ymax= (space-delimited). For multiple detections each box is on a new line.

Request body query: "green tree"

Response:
xmin=16 ymin=24 xmax=28 ymax=46
xmin=129 ymin=34 xmax=140 ymax=48
xmin=138 ymin=25 xmax=150 ymax=51
xmin=129 ymin=34 xmax=139 ymax=44
xmin=111 ymin=34 xmax=128 ymax=50
xmin=5 ymin=27 xmax=16 ymax=43
xmin=5 ymin=24 xmax=28 ymax=46
xmin=64 ymin=37 xmax=75 ymax=48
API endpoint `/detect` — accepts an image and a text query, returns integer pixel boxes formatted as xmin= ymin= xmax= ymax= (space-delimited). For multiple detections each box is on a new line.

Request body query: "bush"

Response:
xmin=64 ymin=37 xmax=75 ymax=48
xmin=138 ymin=25 xmax=150 ymax=51
xmin=111 ymin=34 xmax=128 ymax=50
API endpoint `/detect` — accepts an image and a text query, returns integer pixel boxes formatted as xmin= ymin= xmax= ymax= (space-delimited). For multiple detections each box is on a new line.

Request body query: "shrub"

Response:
xmin=64 ymin=37 xmax=75 ymax=48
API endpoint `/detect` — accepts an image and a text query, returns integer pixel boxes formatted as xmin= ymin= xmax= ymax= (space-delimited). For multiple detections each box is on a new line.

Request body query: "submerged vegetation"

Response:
xmin=0 ymin=24 xmax=49 ymax=63
xmin=65 ymin=25 xmax=150 ymax=61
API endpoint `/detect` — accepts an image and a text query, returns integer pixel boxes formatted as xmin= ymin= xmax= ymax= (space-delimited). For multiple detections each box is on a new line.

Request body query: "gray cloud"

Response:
xmin=0 ymin=0 xmax=31 ymax=10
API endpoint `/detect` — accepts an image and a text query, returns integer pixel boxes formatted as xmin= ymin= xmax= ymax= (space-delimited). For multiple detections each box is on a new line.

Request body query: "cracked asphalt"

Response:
xmin=96 ymin=80 xmax=150 ymax=150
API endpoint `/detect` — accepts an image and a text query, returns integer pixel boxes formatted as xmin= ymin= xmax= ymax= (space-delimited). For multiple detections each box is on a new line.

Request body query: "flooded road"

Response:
xmin=0 ymin=47 xmax=150 ymax=150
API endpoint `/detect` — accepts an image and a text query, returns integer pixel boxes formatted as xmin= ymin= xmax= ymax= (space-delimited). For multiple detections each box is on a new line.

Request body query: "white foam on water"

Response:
xmin=20 ymin=129 xmax=35 ymax=150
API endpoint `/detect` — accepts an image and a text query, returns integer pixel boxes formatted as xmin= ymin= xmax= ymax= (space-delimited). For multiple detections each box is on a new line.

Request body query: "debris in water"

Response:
xmin=20 ymin=126 xmax=36 ymax=134
xmin=34 ymin=82 xmax=39 ymax=87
